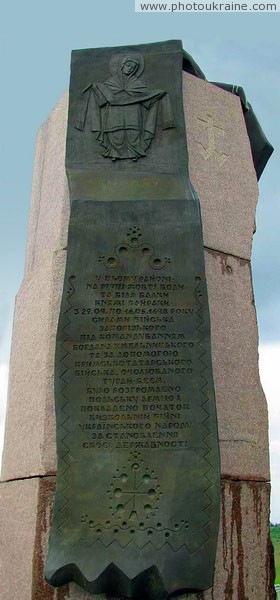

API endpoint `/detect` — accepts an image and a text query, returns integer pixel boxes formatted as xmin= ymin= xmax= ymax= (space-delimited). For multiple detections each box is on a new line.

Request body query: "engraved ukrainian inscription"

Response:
xmin=74 ymin=269 xmax=194 ymax=453
xmin=51 ymin=200 xmax=218 ymax=560
xmin=45 ymin=193 xmax=220 ymax=594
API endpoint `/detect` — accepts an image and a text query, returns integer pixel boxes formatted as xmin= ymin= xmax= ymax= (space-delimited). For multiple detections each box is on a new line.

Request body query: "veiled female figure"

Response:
xmin=75 ymin=53 xmax=175 ymax=161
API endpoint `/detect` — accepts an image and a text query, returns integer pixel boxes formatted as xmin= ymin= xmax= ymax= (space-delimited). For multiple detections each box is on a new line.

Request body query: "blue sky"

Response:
xmin=0 ymin=1 xmax=279 ymax=519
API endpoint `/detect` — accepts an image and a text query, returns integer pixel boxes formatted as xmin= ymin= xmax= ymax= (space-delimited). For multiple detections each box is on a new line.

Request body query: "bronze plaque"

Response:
xmin=46 ymin=41 xmax=220 ymax=599
xmin=45 ymin=199 xmax=220 ymax=597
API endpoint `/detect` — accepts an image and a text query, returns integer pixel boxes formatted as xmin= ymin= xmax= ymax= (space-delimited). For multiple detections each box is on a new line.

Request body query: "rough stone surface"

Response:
xmin=1 ymin=250 xmax=66 ymax=480
xmin=0 ymin=478 xmax=39 ymax=600
xmin=183 ymin=72 xmax=259 ymax=260
xmin=24 ymin=94 xmax=69 ymax=277
xmin=24 ymin=119 xmax=48 ymax=275
xmin=30 ymin=477 xmax=274 ymax=600
xmin=205 ymin=248 xmax=270 ymax=480
xmin=188 ymin=480 xmax=275 ymax=600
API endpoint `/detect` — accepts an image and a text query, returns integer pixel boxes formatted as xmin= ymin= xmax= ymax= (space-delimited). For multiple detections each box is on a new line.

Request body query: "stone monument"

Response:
xmin=0 ymin=40 xmax=276 ymax=600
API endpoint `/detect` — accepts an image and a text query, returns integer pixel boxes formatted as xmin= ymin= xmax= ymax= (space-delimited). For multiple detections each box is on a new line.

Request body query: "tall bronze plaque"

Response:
xmin=45 ymin=40 xmax=220 ymax=599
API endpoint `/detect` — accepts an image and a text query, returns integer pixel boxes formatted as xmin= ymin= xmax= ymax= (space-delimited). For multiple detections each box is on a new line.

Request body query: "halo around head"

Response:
xmin=110 ymin=52 xmax=145 ymax=77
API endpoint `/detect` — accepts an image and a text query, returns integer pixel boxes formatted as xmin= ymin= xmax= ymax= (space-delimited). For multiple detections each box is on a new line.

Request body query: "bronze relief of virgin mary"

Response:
xmin=75 ymin=52 xmax=175 ymax=161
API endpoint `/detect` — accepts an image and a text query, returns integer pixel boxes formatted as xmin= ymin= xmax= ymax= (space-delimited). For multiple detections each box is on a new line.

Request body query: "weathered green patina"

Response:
xmin=45 ymin=40 xmax=221 ymax=599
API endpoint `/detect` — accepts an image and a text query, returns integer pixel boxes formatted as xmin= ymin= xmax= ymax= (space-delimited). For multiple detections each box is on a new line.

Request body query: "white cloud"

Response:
xmin=259 ymin=343 xmax=280 ymax=523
